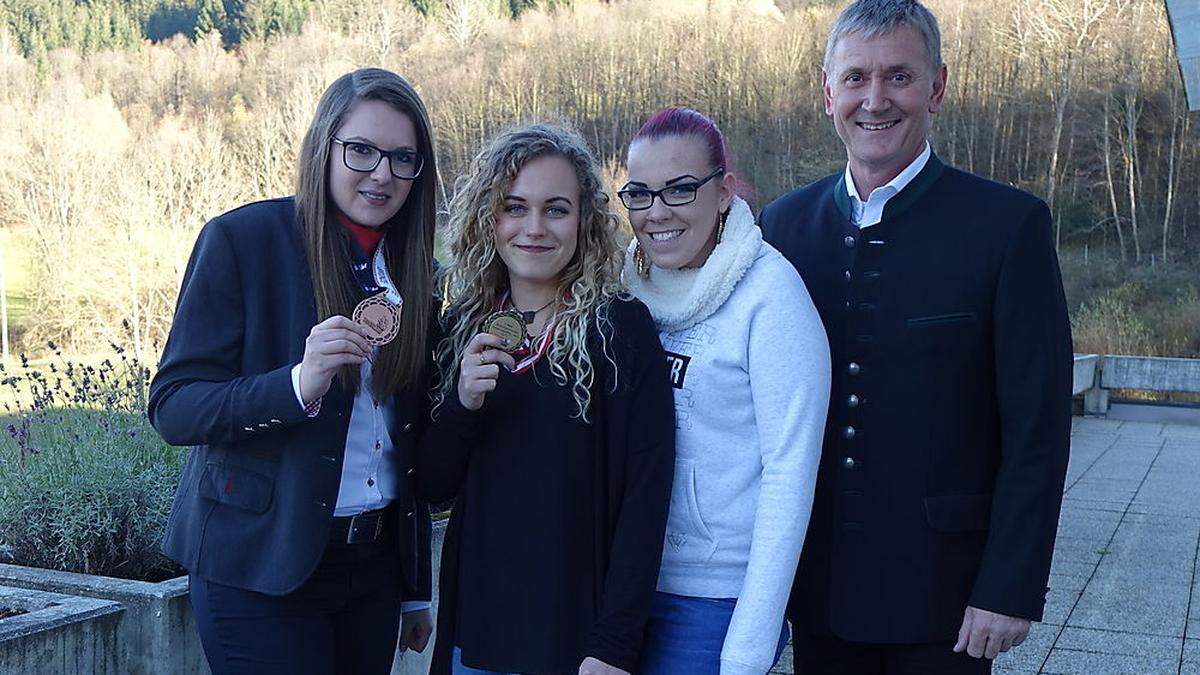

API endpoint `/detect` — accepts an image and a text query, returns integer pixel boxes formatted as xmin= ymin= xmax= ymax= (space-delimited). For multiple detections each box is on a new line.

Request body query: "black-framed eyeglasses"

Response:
xmin=332 ymin=138 xmax=424 ymax=180
xmin=617 ymin=166 xmax=724 ymax=211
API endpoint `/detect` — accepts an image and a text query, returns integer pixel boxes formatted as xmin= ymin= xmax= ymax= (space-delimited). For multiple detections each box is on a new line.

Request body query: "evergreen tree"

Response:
xmin=195 ymin=0 xmax=227 ymax=38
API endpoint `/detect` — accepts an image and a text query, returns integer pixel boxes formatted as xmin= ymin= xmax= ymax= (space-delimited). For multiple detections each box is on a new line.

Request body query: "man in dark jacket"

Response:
xmin=760 ymin=1 xmax=1073 ymax=673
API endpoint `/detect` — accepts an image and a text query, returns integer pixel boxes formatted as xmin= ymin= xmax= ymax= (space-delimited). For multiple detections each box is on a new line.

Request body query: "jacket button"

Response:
xmin=406 ymin=468 xmax=415 ymax=475
xmin=843 ymin=426 xmax=856 ymax=439
xmin=844 ymin=235 xmax=855 ymax=248
xmin=842 ymin=457 xmax=856 ymax=469
xmin=847 ymin=362 xmax=861 ymax=375
xmin=844 ymin=270 xmax=851 ymax=282
xmin=243 ymin=426 xmax=255 ymax=432
xmin=315 ymin=500 xmax=327 ymax=508
xmin=403 ymin=423 xmax=413 ymax=433
xmin=406 ymin=511 xmax=414 ymax=518
xmin=367 ymin=478 xmax=375 ymax=487
xmin=847 ymin=394 xmax=860 ymax=407
xmin=321 ymin=455 xmax=337 ymax=462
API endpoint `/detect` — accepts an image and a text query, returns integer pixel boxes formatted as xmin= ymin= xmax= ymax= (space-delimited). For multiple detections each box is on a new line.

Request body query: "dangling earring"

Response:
xmin=716 ymin=207 xmax=730 ymax=244
xmin=634 ymin=242 xmax=650 ymax=278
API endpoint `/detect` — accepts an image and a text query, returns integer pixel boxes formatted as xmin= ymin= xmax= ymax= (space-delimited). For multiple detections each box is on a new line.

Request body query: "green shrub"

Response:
xmin=1061 ymin=251 xmax=1200 ymax=358
xmin=0 ymin=341 xmax=185 ymax=582
xmin=1071 ymin=284 xmax=1155 ymax=357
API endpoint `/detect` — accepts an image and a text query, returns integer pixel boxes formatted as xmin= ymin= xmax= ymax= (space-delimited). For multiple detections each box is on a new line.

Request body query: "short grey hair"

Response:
xmin=824 ymin=0 xmax=943 ymax=74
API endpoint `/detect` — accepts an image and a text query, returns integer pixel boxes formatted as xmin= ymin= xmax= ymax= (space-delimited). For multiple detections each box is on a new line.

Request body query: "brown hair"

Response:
xmin=295 ymin=68 xmax=437 ymax=398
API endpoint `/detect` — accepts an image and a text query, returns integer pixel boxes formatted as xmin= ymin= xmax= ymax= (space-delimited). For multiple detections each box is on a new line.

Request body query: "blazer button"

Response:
xmin=406 ymin=511 xmax=414 ymax=518
xmin=842 ymin=457 xmax=856 ymax=469
xmin=406 ymin=468 xmax=415 ymax=476
xmin=843 ymin=426 xmax=857 ymax=439
xmin=844 ymin=235 xmax=855 ymax=248
xmin=403 ymin=423 xmax=413 ymax=433
xmin=367 ymin=478 xmax=375 ymax=487
xmin=844 ymin=270 xmax=851 ymax=282
xmin=847 ymin=394 xmax=860 ymax=408
xmin=315 ymin=500 xmax=327 ymax=508
xmin=243 ymin=426 xmax=255 ymax=432
xmin=847 ymin=362 xmax=861 ymax=375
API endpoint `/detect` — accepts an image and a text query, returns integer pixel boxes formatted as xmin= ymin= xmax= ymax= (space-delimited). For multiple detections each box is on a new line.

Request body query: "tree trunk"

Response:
xmin=1123 ymin=80 xmax=1141 ymax=262
xmin=1046 ymin=76 xmax=1072 ymax=249
xmin=1161 ymin=99 xmax=1180 ymax=264
xmin=1102 ymin=96 xmax=1127 ymax=261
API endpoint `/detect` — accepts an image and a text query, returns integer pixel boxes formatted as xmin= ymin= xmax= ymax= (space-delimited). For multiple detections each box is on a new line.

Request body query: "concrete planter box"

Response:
xmin=0 ymin=584 xmax=124 ymax=673
xmin=0 ymin=564 xmax=208 ymax=674
xmin=1 ymin=515 xmax=448 ymax=674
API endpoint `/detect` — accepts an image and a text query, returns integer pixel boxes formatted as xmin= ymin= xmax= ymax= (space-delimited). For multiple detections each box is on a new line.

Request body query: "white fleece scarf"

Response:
xmin=622 ymin=196 xmax=762 ymax=334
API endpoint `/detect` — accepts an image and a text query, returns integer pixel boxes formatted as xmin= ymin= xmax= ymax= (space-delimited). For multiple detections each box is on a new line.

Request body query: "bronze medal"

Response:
xmin=481 ymin=310 xmax=527 ymax=354
xmin=352 ymin=292 xmax=401 ymax=346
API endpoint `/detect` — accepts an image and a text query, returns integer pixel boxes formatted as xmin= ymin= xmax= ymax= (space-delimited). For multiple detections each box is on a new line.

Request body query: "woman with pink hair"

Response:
xmin=619 ymin=107 xmax=832 ymax=675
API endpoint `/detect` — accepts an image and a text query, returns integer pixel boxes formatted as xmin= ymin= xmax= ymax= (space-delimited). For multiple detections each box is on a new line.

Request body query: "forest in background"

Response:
xmin=0 ymin=0 xmax=1196 ymax=361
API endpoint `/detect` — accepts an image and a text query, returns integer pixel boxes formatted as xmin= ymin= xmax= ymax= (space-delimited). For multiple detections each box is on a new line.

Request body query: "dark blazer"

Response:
xmin=760 ymin=154 xmax=1073 ymax=644
xmin=149 ymin=197 xmax=432 ymax=599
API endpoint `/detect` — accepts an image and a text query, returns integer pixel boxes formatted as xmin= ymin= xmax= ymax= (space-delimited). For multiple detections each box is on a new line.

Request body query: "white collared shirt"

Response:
xmin=844 ymin=142 xmax=931 ymax=228
xmin=291 ymin=360 xmax=430 ymax=614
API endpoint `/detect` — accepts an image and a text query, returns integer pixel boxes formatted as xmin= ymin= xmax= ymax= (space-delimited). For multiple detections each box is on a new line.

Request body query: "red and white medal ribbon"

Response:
xmin=372 ymin=240 xmax=403 ymax=306
xmin=511 ymin=317 xmax=557 ymax=375
xmin=499 ymin=292 xmax=558 ymax=375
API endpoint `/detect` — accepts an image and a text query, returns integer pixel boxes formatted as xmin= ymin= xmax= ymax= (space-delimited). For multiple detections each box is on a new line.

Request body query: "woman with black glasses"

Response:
xmin=150 ymin=68 xmax=437 ymax=674
xmin=618 ymin=108 xmax=832 ymax=675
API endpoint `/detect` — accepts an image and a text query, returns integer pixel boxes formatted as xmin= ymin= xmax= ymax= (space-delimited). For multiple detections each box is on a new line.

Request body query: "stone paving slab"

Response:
xmin=1181 ymin=640 xmax=1200 ymax=675
xmin=1013 ymin=419 xmax=1198 ymax=674
xmin=772 ymin=419 xmax=1199 ymax=674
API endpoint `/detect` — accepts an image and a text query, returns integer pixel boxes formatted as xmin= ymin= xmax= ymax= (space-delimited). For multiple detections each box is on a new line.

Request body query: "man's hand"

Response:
xmin=578 ymin=656 xmax=629 ymax=675
xmin=399 ymin=608 xmax=433 ymax=653
xmin=953 ymin=606 xmax=1030 ymax=659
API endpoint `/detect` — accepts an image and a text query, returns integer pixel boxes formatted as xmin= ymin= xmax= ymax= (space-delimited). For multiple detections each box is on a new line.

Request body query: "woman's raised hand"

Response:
xmin=298 ymin=316 xmax=373 ymax=404
xmin=458 ymin=332 xmax=516 ymax=411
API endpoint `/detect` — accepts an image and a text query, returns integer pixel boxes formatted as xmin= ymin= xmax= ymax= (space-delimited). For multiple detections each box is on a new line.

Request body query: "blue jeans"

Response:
xmin=639 ymin=591 xmax=790 ymax=675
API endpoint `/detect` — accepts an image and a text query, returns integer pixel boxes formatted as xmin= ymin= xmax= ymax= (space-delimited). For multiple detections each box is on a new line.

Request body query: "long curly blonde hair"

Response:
xmin=435 ymin=123 xmax=624 ymax=420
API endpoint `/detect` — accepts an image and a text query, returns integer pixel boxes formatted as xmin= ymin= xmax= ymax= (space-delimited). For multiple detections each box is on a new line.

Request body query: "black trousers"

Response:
xmin=792 ymin=629 xmax=993 ymax=675
xmin=190 ymin=538 xmax=403 ymax=675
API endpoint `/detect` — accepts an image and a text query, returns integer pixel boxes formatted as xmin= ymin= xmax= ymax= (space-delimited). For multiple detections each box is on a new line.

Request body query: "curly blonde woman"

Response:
xmin=415 ymin=123 xmax=676 ymax=675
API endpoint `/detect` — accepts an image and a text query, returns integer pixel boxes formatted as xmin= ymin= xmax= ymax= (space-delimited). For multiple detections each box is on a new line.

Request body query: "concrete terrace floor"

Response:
xmin=768 ymin=417 xmax=1200 ymax=675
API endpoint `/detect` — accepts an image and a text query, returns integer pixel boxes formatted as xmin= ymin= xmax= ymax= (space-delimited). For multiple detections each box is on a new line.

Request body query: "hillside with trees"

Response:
xmin=0 ymin=0 xmax=1195 ymax=361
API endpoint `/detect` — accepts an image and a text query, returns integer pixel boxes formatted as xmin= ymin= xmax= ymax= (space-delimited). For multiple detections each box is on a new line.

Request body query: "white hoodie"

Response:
xmin=623 ymin=197 xmax=831 ymax=675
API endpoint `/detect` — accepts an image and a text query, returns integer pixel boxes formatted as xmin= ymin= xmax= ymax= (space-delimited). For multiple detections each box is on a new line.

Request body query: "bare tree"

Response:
xmin=1102 ymin=94 xmax=1128 ymax=261
xmin=1025 ymin=0 xmax=1112 ymax=249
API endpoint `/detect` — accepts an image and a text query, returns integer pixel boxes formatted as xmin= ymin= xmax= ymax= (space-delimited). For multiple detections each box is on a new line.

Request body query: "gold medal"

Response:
xmin=352 ymin=292 xmax=401 ymax=346
xmin=481 ymin=310 xmax=527 ymax=354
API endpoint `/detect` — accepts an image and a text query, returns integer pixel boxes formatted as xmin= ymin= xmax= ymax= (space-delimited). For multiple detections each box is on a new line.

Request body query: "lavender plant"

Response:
xmin=0 ymin=333 xmax=184 ymax=581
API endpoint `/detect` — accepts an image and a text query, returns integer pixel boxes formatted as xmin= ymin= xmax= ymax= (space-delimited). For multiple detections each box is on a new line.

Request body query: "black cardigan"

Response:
xmin=417 ymin=297 xmax=675 ymax=674
xmin=761 ymin=154 xmax=1073 ymax=643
